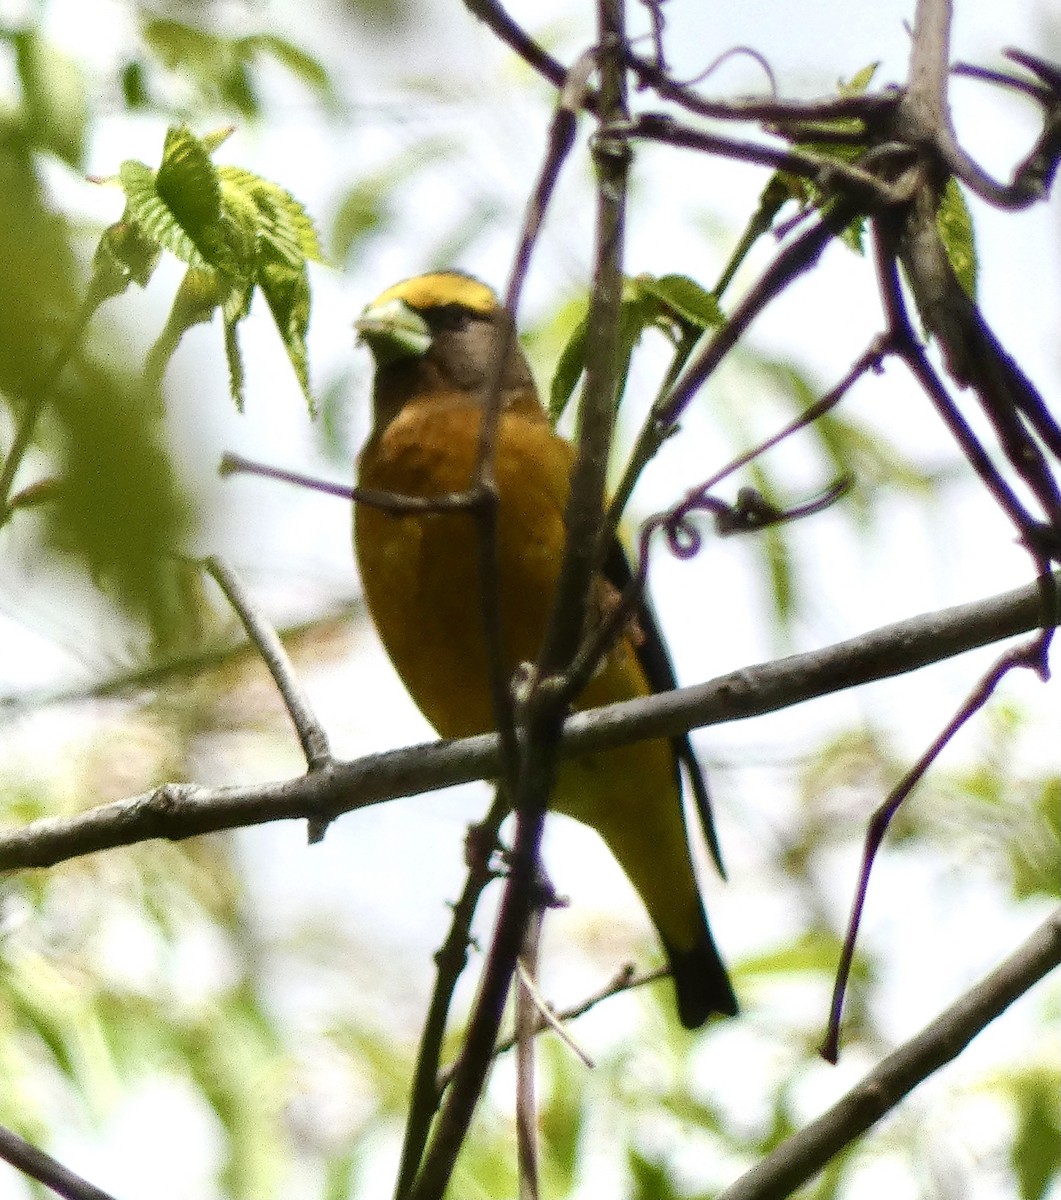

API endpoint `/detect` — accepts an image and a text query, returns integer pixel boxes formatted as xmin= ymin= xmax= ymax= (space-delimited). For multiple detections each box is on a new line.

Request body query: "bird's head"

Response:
xmin=355 ymin=271 xmax=537 ymax=427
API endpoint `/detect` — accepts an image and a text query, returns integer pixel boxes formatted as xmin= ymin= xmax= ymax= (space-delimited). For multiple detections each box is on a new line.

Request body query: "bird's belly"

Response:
xmin=355 ymin=410 xmax=564 ymax=738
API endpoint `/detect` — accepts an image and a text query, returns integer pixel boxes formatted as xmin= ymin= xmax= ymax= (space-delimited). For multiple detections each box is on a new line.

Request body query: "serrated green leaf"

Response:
xmin=219 ymin=166 xmax=326 ymax=264
xmin=937 ymin=177 xmax=977 ymax=298
xmin=224 ymin=312 xmax=246 ymax=410
xmin=258 ymin=254 xmax=313 ymax=409
xmin=118 ymin=158 xmax=202 ymax=265
xmin=155 ymin=125 xmax=232 ymax=271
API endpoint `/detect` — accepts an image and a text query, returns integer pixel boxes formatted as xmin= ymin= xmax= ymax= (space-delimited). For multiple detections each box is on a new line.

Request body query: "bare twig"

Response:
xmin=624 ymin=115 xmax=917 ymax=209
xmin=936 ymin=53 xmax=1061 ymax=208
xmin=513 ymin=956 xmax=595 ymax=1070
xmin=394 ymin=794 xmax=509 ymax=1200
xmin=472 ymin=50 xmax=598 ymax=795
xmin=719 ymin=905 xmax=1061 ymax=1200
xmin=205 ymin=558 xmax=332 ymax=773
xmin=822 ymin=635 xmax=1050 ymax=1061
xmin=579 ymin=342 xmax=884 ymax=708
xmin=220 ymin=452 xmax=481 ymax=514
xmin=0 ymin=1122 xmax=118 ymax=1200
xmin=461 ymin=0 xmax=601 ymax=114
xmin=602 ymin=208 xmax=858 ymax=551
xmin=439 ymin=964 xmax=654 ymax=1089
xmin=625 ymin=52 xmax=900 ymax=124
xmin=516 ymin=909 xmax=544 ymax=1200
xmin=874 ymin=222 xmax=1061 ymax=561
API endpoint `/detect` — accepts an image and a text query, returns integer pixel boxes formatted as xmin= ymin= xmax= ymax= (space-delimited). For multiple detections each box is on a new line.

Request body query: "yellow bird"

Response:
xmin=354 ymin=271 xmax=736 ymax=1027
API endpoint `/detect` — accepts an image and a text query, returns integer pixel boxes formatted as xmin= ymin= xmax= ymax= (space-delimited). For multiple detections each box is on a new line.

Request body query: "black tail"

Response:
xmin=664 ymin=926 xmax=738 ymax=1028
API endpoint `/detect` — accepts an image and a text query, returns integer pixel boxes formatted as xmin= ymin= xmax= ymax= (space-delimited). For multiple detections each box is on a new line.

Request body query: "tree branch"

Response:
xmin=205 ymin=557 xmax=332 ymax=773
xmin=718 ymin=905 xmax=1061 ymax=1200
xmin=0 ymin=574 xmax=1055 ymax=873
xmin=0 ymin=1121 xmax=118 ymax=1200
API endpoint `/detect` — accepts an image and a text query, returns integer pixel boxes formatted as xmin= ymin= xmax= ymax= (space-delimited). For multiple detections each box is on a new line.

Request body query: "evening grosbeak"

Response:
xmin=353 ymin=271 xmax=737 ymax=1027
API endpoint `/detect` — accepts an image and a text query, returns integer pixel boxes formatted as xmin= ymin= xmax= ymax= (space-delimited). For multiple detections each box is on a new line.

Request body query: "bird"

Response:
xmin=353 ymin=270 xmax=737 ymax=1027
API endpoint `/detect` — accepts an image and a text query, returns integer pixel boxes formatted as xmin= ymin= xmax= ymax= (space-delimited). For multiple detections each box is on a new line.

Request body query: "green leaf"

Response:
xmin=118 ymin=157 xmax=202 ymax=265
xmin=937 ymin=177 xmax=977 ymax=298
xmin=236 ymin=34 xmax=335 ymax=105
xmin=110 ymin=127 xmax=322 ymax=404
xmin=548 ymin=311 xmax=588 ymax=424
xmin=119 ymin=59 xmax=151 ymax=109
xmin=85 ymin=220 xmax=163 ymax=309
xmin=1011 ymin=1071 xmax=1061 ymax=1200
xmin=838 ymin=61 xmax=879 ymax=96
xmin=15 ymin=29 xmax=89 ymax=168
xmin=634 ymin=272 xmax=723 ymax=331
xmin=155 ymin=125 xmax=240 ymax=274
xmin=218 ymin=166 xmax=326 ymax=265
xmin=44 ymin=366 xmax=195 ymax=646
xmin=260 ymin=258 xmax=313 ymax=405
xmin=142 ymin=17 xmax=224 ymax=73
xmin=145 ymin=266 xmax=228 ymax=397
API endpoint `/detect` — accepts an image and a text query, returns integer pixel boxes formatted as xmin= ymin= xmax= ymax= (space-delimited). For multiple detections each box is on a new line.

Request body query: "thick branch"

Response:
xmin=0 ymin=575 xmax=1054 ymax=873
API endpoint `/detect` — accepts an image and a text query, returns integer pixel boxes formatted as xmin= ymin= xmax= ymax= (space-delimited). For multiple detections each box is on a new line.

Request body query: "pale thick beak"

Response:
xmin=354 ymin=297 xmax=432 ymax=364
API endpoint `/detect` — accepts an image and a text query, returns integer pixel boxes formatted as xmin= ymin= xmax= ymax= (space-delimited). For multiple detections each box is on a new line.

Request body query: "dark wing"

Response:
xmin=602 ymin=536 xmax=726 ymax=878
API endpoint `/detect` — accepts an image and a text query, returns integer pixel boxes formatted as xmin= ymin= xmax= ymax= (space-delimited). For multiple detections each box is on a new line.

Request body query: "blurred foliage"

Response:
xmin=0 ymin=2 xmax=1056 ymax=1200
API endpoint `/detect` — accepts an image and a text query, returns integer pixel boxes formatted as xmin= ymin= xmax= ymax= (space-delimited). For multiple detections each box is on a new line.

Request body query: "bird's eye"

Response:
xmin=431 ymin=304 xmax=475 ymax=332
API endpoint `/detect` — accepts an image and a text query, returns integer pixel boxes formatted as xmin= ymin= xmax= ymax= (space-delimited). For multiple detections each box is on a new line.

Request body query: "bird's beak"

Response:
xmin=355 ymin=297 xmax=432 ymax=365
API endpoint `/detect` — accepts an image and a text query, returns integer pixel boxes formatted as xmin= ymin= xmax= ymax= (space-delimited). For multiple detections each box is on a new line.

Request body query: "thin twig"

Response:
xmin=451 ymin=963 xmax=659 ymax=1081
xmin=513 ymin=956 xmax=595 ymax=1070
xmin=624 ymin=115 xmax=916 ymax=209
xmin=516 ymin=909 xmax=543 ymax=1200
xmin=394 ymin=794 xmax=509 ymax=1200
xmin=603 ymin=208 xmax=856 ymax=554
xmin=205 ymin=558 xmax=332 ymax=773
xmin=220 ymin=451 xmax=481 ymax=514
xmin=822 ymin=636 xmax=1049 ymax=1061
xmin=719 ymin=905 xmax=1061 ymax=1200
xmin=872 ymin=227 xmax=1053 ymax=554
xmin=625 ymin=52 xmax=900 ymax=124
xmin=461 ymin=0 xmax=601 ymax=114
xmin=582 ymin=341 xmax=886 ymax=708
xmin=471 ymin=50 xmax=598 ymax=798
xmin=0 ymin=1123 xmax=119 ymax=1200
